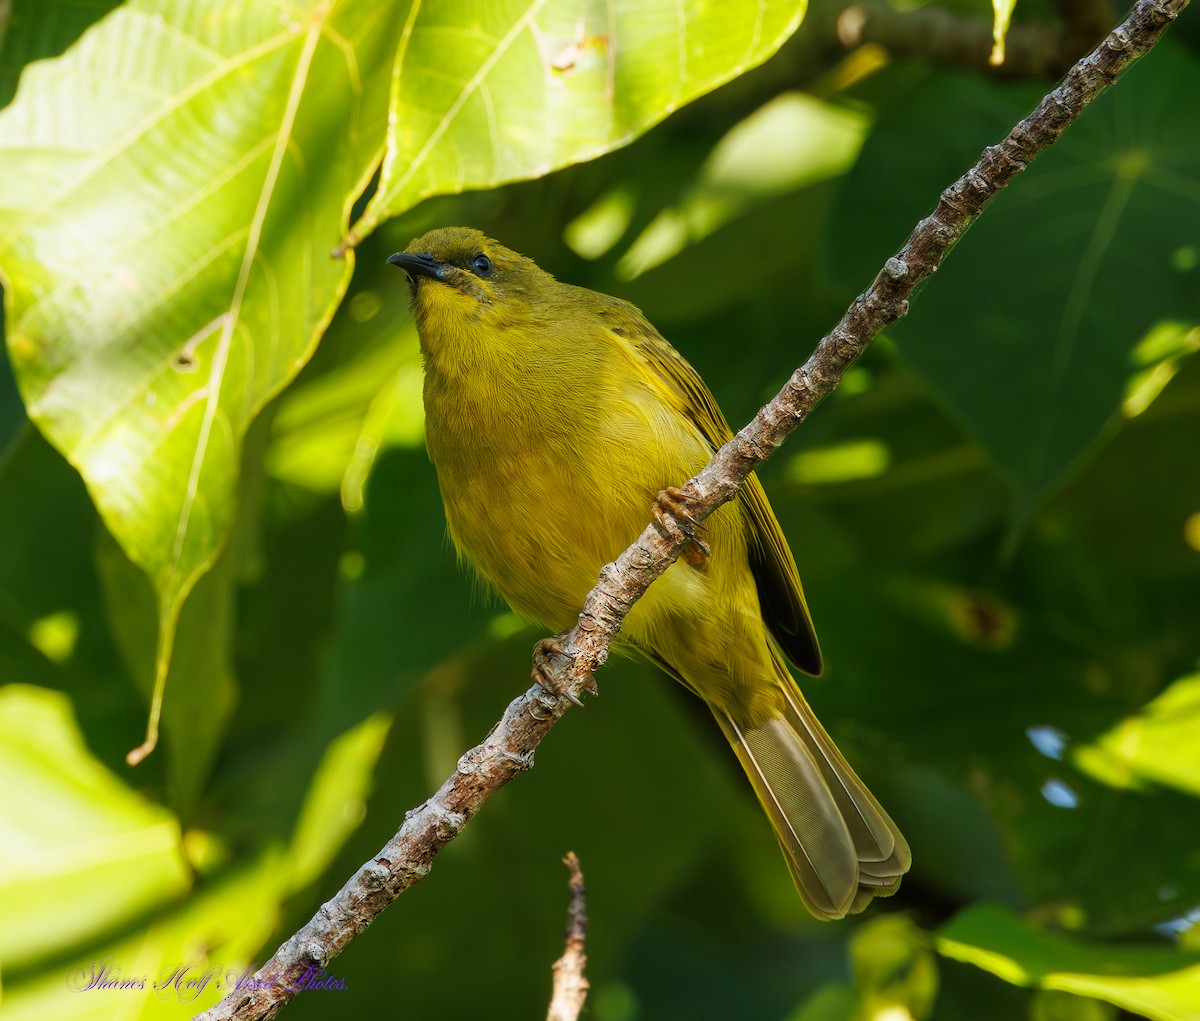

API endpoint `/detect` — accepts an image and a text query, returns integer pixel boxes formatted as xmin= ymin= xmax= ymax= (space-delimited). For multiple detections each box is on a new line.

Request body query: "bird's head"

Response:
xmin=387 ymin=227 xmax=550 ymax=332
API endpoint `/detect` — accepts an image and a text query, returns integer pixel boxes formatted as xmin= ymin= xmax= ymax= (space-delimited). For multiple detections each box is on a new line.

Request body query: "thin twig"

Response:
xmin=192 ymin=1 xmax=1189 ymax=1016
xmin=546 ymin=853 xmax=590 ymax=1021
xmin=830 ymin=0 xmax=1116 ymax=79
xmin=834 ymin=3 xmax=1067 ymax=78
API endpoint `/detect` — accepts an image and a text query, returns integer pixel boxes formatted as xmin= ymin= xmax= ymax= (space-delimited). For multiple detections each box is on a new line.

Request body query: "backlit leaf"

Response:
xmin=353 ymin=0 xmax=809 ymax=237
xmin=0 ymin=0 xmax=401 ymax=757
xmin=938 ymin=904 xmax=1200 ymax=1021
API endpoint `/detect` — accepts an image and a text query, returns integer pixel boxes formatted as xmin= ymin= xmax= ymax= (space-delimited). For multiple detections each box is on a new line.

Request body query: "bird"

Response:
xmin=388 ymin=226 xmax=910 ymax=919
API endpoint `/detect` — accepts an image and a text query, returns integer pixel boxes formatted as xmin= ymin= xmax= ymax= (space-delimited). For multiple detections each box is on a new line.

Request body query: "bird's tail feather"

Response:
xmin=713 ymin=664 xmax=910 ymax=919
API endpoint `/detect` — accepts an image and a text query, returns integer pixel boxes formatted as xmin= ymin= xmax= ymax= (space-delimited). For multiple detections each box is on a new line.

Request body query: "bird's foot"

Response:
xmin=653 ymin=486 xmax=710 ymax=565
xmin=532 ymin=635 xmax=597 ymax=706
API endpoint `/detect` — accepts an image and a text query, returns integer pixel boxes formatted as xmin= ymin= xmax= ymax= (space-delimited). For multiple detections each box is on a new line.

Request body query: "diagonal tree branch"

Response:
xmin=192 ymin=0 xmax=1190 ymax=1016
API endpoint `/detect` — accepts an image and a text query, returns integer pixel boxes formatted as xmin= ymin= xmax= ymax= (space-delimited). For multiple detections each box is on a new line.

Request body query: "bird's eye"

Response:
xmin=470 ymin=253 xmax=494 ymax=277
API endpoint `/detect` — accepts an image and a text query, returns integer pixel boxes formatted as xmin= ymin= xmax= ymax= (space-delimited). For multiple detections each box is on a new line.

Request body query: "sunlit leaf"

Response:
xmin=1030 ymin=989 xmax=1118 ymax=1021
xmin=0 ymin=683 xmax=385 ymax=1019
xmin=783 ymin=983 xmax=855 ymax=1021
xmin=0 ymin=685 xmax=190 ymax=971
xmin=0 ymin=0 xmax=402 ymax=758
xmin=616 ymin=91 xmax=868 ymax=277
xmin=1073 ymin=672 xmax=1200 ymax=798
xmin=2 ymin=852 xmax=288 ymax=1021
xmin=0 ymin=0 xmax=122 ymax=109
xmin=353 ymin=0 xmax=809 ymax=238
xmin=938 ymin=904 xmax=1200 ymax=1021
xmin=990 ymin=0 xmax=1017 ymax=66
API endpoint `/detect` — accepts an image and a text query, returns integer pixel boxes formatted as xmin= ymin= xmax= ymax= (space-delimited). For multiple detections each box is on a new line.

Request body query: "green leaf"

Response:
xmin=783 ymin=984 xmax=856 ymax=1021
xmin=831 ymin=44 xmax=1200 ymax=525
xmin=990 ymin=0 xmax=1017 ymax=66
xmin=0 ymin=0 xmax=123 ymax=109
xmin=937 ymin=904 xmax=1200 ymax=1021
xmin=0 ymin=685 xmax=190 ymax=972
xmin=1058 ymin=346 xmax=1200 ymax=575
xmin=94 ymin=527 xmax=238 ymax=815
xmin=285 ymin=713 xmax=392 ymax=890
xmin=353 ymin=0 xmax=809 ymax=237
xmin=1030 ymin=989 xmax=1118 ymax=1021
xmin=0 ymin=0 xmax=401 ymax=759
xmin=1073 ymin=671 xmax=1200 ymax=798
xmin=849 ymin=914 xmax=939 ymax=1020
xmin=0 ymin=682 xmax=384 ymax=1019
xmin=2 ymin=852 xmax=289 ymax=1021
xmin=614 ymin=90 xmax=868 ymax=278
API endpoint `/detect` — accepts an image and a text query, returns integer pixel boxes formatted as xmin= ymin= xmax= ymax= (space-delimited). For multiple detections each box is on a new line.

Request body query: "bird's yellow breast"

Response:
xmin=422 ymin=320 xmax=725 ymax=631
xmin=411 ymin=261 xmax=778 ymax=718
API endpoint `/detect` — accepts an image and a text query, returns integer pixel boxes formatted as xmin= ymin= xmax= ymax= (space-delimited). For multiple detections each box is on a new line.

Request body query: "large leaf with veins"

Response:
xmin=0 ymin=0 xmax=401 ymax=755
xmin=352 ymin=0 xmax=809 ymax=240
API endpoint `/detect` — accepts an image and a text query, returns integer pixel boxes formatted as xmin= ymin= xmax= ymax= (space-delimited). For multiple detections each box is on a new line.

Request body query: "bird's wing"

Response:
xmin=598 ymin=295 xmax=822 ymax=675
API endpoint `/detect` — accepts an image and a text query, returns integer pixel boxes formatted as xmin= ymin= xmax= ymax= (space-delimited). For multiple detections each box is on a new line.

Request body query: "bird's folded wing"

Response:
xmin=600 ymin=297 xmax=822 ymax=674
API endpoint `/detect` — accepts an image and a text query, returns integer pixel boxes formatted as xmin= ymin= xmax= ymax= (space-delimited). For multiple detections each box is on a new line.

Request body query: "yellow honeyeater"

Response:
xmin=388 ymin=227 xmax=910 ymax=919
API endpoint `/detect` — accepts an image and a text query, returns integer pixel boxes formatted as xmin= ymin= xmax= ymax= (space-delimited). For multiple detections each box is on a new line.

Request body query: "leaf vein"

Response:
xmin=384 ymin=0 xmax=551 ymax=206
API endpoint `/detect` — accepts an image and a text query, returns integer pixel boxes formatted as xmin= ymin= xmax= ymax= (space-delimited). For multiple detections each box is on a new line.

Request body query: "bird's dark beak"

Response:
xmin=387 ymin=251 xmax=450 ymax=282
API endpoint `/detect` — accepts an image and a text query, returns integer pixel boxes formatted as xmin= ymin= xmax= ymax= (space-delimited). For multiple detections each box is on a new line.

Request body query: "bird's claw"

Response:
xmin=532 ymin=636 xmax=596 ymax=706
xmin=653 ymin=486 xmax=700 ymax=530
xmin=654 ymin=486 xmax=709 ymax=565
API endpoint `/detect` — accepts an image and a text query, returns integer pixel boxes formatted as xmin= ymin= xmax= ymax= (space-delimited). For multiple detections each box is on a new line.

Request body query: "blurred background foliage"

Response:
xmin=1 ymin=0 xmax=1198 ymax=1019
